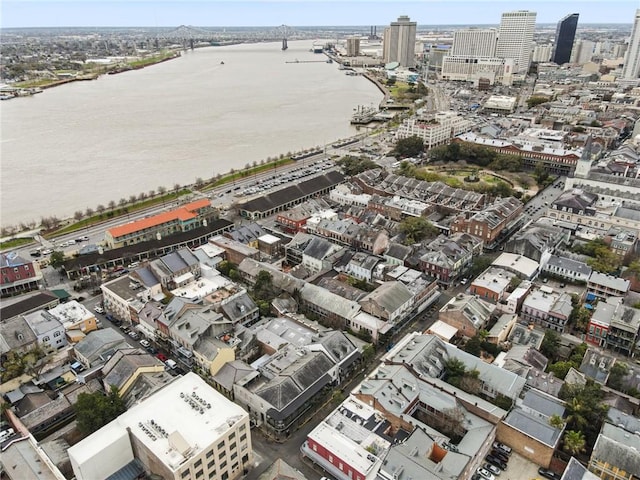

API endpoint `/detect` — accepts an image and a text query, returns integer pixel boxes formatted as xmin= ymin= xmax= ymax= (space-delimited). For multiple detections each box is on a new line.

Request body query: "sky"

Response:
xmin=2 ymin=0 xmax=639 ymax=28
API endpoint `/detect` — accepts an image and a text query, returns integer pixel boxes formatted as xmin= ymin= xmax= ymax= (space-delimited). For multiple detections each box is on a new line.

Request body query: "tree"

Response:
xmin=74 ymin=210 xmax=84 ymax=222
xmin=157 ymin=186 xmax=167 ymax=196
xmin=85 ymin=207 xmax=95 ymax=217
xmin=526 ymin=96 xmax=549 ymax=109
xmin=398 ymin=216 xmax=438 ymax=244
xmin=336 ymin=155 xmax=378 ymax=176
xmin=549 ymin=414 xmax=564 ymax=429
xmin=563 ymin=430 xmax=586 ymax=456
xmin=75 ymin=386 xmax=126 ymax=435
xmin=50 ymin=251 xmax=65 ymax=269
xmin=540 ymin=330 xmax=560 ymax=360
xmin=469 ymin=255 xmax=493 ymax=278
xmin=607 ymin=362 xmax=629 ymax=392
xmin=108 ymin=200 xmax=116 ymax=211
xmin=118 ymin=198 xmax=127 ymax=208
xmin=393 ymin=136 xmax=424 ymax=158
xmin=128 ymin=195 xmax=137 ymax=204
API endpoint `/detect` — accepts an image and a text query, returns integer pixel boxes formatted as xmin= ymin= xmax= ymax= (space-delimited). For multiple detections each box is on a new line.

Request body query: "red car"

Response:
xmin=156 ymin=353 xmax=168 ymax=362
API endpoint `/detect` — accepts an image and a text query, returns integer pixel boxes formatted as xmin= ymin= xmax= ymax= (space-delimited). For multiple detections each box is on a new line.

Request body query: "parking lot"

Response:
xmin=499 ymin=452 xmax=543 ymax=480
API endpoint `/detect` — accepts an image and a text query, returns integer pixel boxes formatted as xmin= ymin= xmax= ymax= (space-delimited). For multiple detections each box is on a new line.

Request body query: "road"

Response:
xmin=520 ymin=176 xmax=566 ymax=227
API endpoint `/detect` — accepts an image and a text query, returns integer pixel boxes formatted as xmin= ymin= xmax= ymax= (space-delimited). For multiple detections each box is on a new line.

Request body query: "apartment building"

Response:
xmin=69 ymin=373 xmax=252 ymax=480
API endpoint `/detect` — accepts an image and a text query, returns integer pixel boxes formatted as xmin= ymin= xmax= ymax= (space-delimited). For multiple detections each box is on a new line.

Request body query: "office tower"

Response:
xmin=383 ymin=15 xmax=417 ymax=67
xmin=451 ymin=28 xmax=498 ymax=57
xmin=532 ymin=44 xmax=553 ymax=63
xmin=571 ymin=40 xmax=595 ymax=65
xmin=622 ymin=9 xmax=640 ymax=79
xmin=496 ymin=10 xmax=537 ymax=73
xmin=551 ymin=13 xmax=579 ymax=65
xmin=346 ymin=36 xmax=361 ymax=56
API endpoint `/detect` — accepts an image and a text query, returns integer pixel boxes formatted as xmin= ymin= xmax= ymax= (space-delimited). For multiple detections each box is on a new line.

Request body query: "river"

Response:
xmin=0 ymin=41 xmax=382 ymax=227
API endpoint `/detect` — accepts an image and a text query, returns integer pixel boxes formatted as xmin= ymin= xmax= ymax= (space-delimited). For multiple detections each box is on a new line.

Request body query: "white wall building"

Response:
xmin=622 ymin=9 xmax=640 ymax=80
xmin=69 ymin=372 xmax=252 ymax=480
xmin=441 ymin=56 xmax=515 ymax=85
xmin=532 ymin=44 xmax=553 ymax=63
xmin=451 ymin=28 xmax=497 ymax=57
xmin=496 ymin=10 xmax=537 ymax=73
xmin=396 ymin=111 xmax=473 ymax=149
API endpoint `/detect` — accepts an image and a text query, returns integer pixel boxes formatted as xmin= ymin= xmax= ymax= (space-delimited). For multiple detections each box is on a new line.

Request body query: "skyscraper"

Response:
xmin=622 ymin=9 xmax=640 ymax=79
xmin=496 ymin=10 xmax=537 ymax=74
xmin=552 ymin=13 xmax=579 ymax=65
xmin=451 ymin=28 xmax=498 ymax=57
xmin=383 ymin=15 xmax=417 ymax=67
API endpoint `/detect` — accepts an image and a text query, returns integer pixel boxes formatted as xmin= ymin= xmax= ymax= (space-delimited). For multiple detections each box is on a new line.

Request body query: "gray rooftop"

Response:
xmin=522 ymin=389 xmax=565 ymax=418
xmin=74 ymin=329 xmax=129 ymax=365
xmin=503 ymin=407 xmax=562 ymax=447
xmin=546 ymin=255 xmax=592 ymax=276
xmin=591 ymin=424 xmax=640 ymax=478
xmin=588 ymin=271 xmax=630 ymax=292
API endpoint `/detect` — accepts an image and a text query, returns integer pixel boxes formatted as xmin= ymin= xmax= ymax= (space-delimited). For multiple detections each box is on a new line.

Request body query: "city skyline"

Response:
xmin=2 ymin=1 xmax=639 ymax=28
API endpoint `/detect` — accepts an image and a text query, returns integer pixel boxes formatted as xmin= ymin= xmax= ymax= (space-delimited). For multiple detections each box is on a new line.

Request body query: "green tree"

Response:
xmin=563 ymin=430 xmax=586 ymax=456
xmin=549 ymin=414 xmax=564 ymax=429
xmin=443 ymin=358 xmax=466 ymax=387
xmin=526 ymin=96 xmax=549 ymax=108
xmin=398 ymin=217 xmax=438 ymax=244
xmin=336 ymin=155 xmax=378 ymax=176
xmin=50 ymin=250 xmax=65 ymax=269
xmin=253 ymin=270 xmax=278 ymax=303
xmin=540 ymin=330 xmax=560 ymax=360
xmin=469 ymin=254 xmax=493 ymax=278
xmin=548 ymin=361 xmax=574 ymax=380
xmin=75 ymin=386 xmax=126 ymax=435
xmin=607 ymin=362 xmax=629 ymax=392
xmin=393 ymin=136 xmax=424 ymax=158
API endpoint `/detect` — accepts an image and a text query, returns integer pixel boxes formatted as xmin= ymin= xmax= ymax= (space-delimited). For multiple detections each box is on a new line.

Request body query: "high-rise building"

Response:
xmin=571 ymin=40 xmax=595 ymax=65
xmin=346 ymin=36 xmax=361 ymax=57
xmin=383 ymin=15 xmax=417 ymax=67
xmin=622 ymin=9 xmax=640 ymax=79
xmin=496 ymin=10 xmax=537 ymax=73
xmin=552 ymin=13 xmax=579 ymax=65
xmin=451 ymin=28 xmax=498 ymax=57
xmin=68 ymin=373 xmax=253 ymax=480
xmin=532 ymin=44 xmax=553 ymax=63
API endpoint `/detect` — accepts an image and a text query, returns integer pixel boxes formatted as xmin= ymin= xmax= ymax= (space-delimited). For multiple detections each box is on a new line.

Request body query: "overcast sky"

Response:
xmin=2 ymin=0 xmax=639 ymax=28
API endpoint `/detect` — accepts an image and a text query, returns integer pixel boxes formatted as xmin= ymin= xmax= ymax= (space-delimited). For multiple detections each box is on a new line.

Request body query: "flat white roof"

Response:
xmin=426 ymin=320 xmax=458 ymax=341
xmin=492 ymin=253 xmax=539 ymax=278
xmin=70 ymin=373 xmax=248 ymax=472
xmin=308 ymin=422 xmax=379 ymax=475
xmin=258 ymin=234 xmax=280 ymax=244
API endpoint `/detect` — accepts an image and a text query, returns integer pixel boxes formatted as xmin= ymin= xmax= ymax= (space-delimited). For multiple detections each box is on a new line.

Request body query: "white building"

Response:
xmin=496 ymin=10 xmax=537 ymax=73
xmin=383 ymin=15 xmax=417 ymax=68
xmin=532 ymin=44 xmax=553 ymax=63
xmin=22 ymin=310 xmax=67 ymax=350
xmin=395 ymin=111 xmax=473 ymax=149
xmin=451 ymin=28 xmax=497 ymax=57
xmin=441 ymin=56 xmax=515 ymax=85
xmin=69 ymin=372 xmax=252 ymax=480
xmin=622 ymin=9 xmax=640 ymax=80
xmin=571 ymin=40 xmax=595 ymax=65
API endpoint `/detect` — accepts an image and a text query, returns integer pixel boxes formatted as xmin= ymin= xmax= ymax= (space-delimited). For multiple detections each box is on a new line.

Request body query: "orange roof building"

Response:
xmin=105 ymin=199 xmax=213 ymax=249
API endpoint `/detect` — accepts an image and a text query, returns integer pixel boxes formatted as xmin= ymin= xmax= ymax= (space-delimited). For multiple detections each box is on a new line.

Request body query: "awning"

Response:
xmin=173 ymin=271 xmax=194 ymax=285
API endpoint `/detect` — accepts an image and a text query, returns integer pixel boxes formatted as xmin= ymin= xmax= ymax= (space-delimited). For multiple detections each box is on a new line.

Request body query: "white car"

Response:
xmin=484 ymin=463 xmax=501 ymax=476
xmin=94 ymin=305 xmax=104 ymax=314
xmin=140 ymin=339 xmax=151 ymax=348
xmin=477 ymin=468 xmax=495 ymax=480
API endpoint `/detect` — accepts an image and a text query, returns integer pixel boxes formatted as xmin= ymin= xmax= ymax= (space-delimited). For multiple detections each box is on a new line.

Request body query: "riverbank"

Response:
xmin=8 ymin=50 xmax=181 ymax=93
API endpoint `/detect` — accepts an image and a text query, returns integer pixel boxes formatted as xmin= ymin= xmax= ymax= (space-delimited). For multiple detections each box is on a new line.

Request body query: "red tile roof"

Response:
xmin=108 ymin=199 xmax=210 ymax=239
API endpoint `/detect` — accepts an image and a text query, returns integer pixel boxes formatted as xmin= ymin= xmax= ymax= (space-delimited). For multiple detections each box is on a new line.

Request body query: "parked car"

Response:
xmin=484 ymin=463 xmax=501 ymax=476
xmin=140 ymin=339 xmax=150 ymax=348
xmin=156 ymin=353 xmax=168 ymax=362
xmin=476 ymin=467 xmax=495 ymax=480
xmin=492 ymin=442 xmax=512 ymax=455
xmin=128 ymin=331 xmax=140 ymax=340
xmin=538 ymin=468 xmax=561 ymax=480
xmin=94 ymin=305 xmax=104 ymax=314
xmin=490 ymin=450 xmax=509 ymax=464
xmin=485 ymin=455 xmax=507 ymax=471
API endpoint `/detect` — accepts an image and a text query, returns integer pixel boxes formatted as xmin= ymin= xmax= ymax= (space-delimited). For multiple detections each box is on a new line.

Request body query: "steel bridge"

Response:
xmin=157 ymin=25 xmax=298 ymax=50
